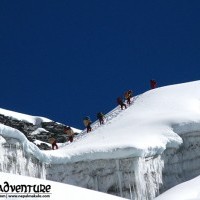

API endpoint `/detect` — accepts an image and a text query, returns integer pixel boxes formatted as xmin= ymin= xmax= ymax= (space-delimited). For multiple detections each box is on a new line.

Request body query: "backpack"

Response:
xmin=128 ymin=90 xmax=133 ymax=97
xmin=84 ymin=116 xmax=90 ymax=120
xmin=117 ymin=97 xmax=123 ymax=104
xmin=125 ymin=90 xmax=133 ymax=99
xmin=124 ymin=92 xmax=129 ymax=99
xmin=97 ymin=112 xmax=104 ymax=118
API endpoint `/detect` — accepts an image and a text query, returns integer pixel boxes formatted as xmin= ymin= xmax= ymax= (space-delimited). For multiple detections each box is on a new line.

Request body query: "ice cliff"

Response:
xmin=1 ymin=81 xmax=200 ymax=200
xmin=0 ymin=125 xmax=46 ymax=178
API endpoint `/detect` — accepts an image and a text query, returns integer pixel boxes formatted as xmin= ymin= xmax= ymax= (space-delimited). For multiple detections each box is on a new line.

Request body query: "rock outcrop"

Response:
xmin=0 ymin=114 xmax=79 ymax=150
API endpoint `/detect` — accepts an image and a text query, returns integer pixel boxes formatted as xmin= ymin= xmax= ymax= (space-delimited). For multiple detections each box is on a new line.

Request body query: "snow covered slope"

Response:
xmin=0 ymin=172 xmax=126 ymax=200
xmin=0 ymin=108 xmax=51 ymax=125
xmin=154 ymin=175 xmax=200 ymax=200
xmin=44 ymin=81 xmax=200 ymax=163
xmin=0 ymin=107 xmax=81 ymax=133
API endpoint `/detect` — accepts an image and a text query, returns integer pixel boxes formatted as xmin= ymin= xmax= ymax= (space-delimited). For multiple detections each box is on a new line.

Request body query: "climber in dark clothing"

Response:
xmin=49 ymin=137 xmax=58 ymax=150
xmin=117 ymin=97 xmax=127 ymax=110
xmin=97 ymin=112 xmax=105 ymax=125
xmin=83 ymin=116 xmax=92 ymax=133
xmin=64 ymin=126 xmax=74 ymax=143
xmin=150 ymin=79 xmax=157 ymax=89
xmin=124 ymin=90 xmax=133 ymax=105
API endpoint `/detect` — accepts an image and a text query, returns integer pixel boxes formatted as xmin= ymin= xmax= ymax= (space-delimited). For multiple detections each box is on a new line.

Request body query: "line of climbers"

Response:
xmin=117 ymin=89 xmax=133 ymax=110
xmin=49 ymin=79 xmax=157 ymax=150
xmin=49 ymin=126 xmax=75 ymax=150
xmin=82 ymin=111 xmax=105 ymax=133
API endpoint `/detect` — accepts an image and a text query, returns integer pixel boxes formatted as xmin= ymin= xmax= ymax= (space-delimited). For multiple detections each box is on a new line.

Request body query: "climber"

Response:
xmin=83 ymin=116 xmax=92 ymax=133
xmin=150 ymin=79 xmax=157 ymax=89
xmin=48 ymin=137 xmax=58 ymax=150
xmin=97 ymin=112 xmax=105 ymax=125
xmin=117 ymin=97 xmax=127 ymax=110
xmin=64 ymin=126 xmax=74 ymax=143
xmin=124 ymin=90 xmax=133 ymax=105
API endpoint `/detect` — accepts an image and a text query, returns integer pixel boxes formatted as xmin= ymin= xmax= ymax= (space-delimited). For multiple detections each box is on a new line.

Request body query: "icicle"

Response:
xmin=132 ymin=157 xmax=146 ymax=200
xmin=132 ymin=155 xmax=164 ymax=200
xmin=128 ymin=171 xmax=136 ymax=200
xmin=129 ymin=183 xmax=133 ymax=200
xmin=94 ymin=175 xmax=99 ymax=191
xmin=40 ymin=162 xmax=46 ymax=179
xmin=0 ymin=140 xmax=47 ymax=179
xmin=115 ymin=159 xmax=123 ymax=197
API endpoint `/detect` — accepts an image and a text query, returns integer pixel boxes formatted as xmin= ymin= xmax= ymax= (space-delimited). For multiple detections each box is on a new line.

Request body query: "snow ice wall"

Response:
xmin=161 ymin=123 xmax=200 ymax=192
xmin=47 ymin=155 xmax=163 ymax=200
xmin=0 ymin=136 xmax=46 ymax=179
xmin=46 ymin=123 xmax=200 ymax=200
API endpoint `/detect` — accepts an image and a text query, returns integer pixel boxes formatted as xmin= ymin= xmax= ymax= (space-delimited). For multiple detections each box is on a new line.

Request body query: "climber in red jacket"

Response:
xmin=150 ymin=79 xmax=157 ymax=89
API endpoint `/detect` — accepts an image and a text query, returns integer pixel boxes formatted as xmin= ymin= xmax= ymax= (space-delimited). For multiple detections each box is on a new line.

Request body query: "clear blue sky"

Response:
xmin=0 ymin=1 xmax=200 ymax=129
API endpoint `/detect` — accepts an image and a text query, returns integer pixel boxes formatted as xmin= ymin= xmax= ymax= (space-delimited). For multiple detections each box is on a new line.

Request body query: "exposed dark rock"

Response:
xmin=0 ymin=114 xmax=80 ymax=150
xmin=36 ymin=142 xmax=51 ymax=150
